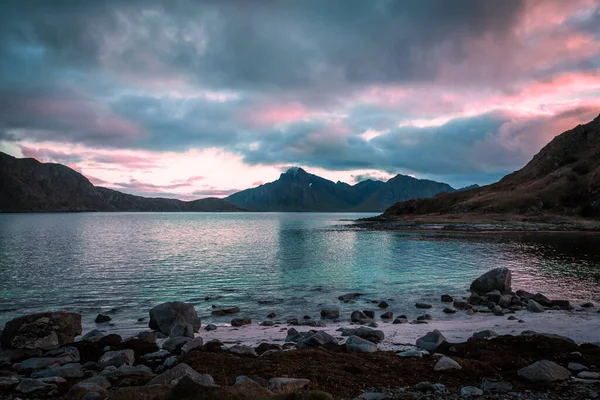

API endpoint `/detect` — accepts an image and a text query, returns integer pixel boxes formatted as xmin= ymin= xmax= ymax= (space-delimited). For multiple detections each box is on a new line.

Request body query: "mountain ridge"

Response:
xmin=381 ymin=113 xmax=600 ymax=221
xmin=0 ymin=152 xmax=244 ymax=212
xmin=225 ymin=167 xmax=456 ymax=212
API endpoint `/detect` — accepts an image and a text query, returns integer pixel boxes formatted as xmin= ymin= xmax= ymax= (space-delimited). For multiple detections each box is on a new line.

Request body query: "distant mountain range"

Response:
xmin=0 ymin=152 xmax=243 ymax=212
xmin=225 ymin=167 xmax=466 ymax=211
xmin=382 ymin=113 xmax=600 ymax=220
xmin=0 ymin=151 xmax=471 ymax=213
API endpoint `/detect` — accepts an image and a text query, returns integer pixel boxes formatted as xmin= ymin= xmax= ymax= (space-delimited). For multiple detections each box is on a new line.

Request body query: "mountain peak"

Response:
xmin=282 ymin=166 xmax=307 ymax=178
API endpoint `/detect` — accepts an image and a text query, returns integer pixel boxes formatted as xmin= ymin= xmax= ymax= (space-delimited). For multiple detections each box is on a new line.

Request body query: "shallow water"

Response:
xmin=0 ymin=212 xmax=599 ymax=336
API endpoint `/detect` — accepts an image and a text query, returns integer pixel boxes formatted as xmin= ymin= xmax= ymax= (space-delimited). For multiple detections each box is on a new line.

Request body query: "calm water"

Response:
xmin=1 ymin=212 xmax=600 ymax=335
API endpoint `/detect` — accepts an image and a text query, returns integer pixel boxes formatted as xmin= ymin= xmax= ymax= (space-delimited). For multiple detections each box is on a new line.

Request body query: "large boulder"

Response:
xmin=416 ymin=330 xmax=446 ymax=352
xmin=470 ymin=268 xmax=511 ymax=294
xmin=346 ymin=335 xmax=377 ymax=353
xmin=97 ymin=350 xmax=135 ymax=369
xmin=148 ymin=302 xmax=201 ymax=335
xmin=0 ymin=312 xmax=82 ymax=349
xmin=518 ymin=360 xmax=571 ymax=382
xmin=147 ymin=363 xmax=214 ymax=386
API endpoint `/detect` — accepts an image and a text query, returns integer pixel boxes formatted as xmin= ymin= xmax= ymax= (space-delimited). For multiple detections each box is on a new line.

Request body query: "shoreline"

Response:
xmin=186 ymin=309 xmax=600 ymax=350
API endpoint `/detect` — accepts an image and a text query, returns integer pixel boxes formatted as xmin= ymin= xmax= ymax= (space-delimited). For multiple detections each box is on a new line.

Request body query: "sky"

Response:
xmin=0 ymin=0 xmax=599 ymax=200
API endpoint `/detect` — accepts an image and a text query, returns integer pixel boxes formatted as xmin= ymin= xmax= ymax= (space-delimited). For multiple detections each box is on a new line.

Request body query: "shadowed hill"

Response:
xmin=382 ymin=114 xmax=600 ymax=220
xmin=0 ymin=152 xmax=244 ymax=212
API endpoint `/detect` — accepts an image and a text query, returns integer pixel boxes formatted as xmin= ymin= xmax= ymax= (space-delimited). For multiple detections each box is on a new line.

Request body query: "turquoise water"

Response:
xmin=1 ymin=212 xmax=599 ymax=334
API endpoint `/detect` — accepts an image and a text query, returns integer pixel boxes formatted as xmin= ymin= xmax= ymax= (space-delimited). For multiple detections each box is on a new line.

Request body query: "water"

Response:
xmin=1 ymin=212 xmax=599 ymax=336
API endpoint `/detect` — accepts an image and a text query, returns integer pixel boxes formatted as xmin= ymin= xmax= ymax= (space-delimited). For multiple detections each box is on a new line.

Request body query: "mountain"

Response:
xmin=382 ymin=114 xmax=600 ymax=220
xmin=225 ymin=167 xmax=456 ymax=211
xmin=0 ymin=152 xmax=244 ymax=212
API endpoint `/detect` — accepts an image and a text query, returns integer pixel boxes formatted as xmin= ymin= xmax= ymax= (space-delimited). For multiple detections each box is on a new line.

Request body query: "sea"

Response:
xmin=1 ymin=212 xmax=599 ymax=336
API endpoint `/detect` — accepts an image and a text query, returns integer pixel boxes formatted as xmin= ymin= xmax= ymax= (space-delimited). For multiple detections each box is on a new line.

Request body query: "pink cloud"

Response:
xmin=252 ymin=180 xmax=264 ymax=186
xmin=241 ymin=102 xmax=307 ymax=128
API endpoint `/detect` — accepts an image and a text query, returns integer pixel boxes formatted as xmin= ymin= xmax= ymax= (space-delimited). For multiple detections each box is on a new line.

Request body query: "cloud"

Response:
xmin=0 ymin=0 xmax=599 ymax=191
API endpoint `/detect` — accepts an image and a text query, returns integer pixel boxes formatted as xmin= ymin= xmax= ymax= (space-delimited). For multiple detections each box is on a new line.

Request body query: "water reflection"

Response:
xmin=0 ymin=213 xmax=599 ymax=333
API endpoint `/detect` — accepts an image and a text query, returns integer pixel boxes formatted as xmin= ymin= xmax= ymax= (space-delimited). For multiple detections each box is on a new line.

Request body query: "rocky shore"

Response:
xmin=1 ymin=268 xmax=599 ymax=399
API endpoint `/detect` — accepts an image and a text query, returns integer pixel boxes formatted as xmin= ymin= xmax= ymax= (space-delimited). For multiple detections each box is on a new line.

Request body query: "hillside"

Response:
xmin=226 ymin=167 xmax=455 ymax=212
xmin=0 ymin=152 xmax=244 ymax=212
xmin=382 ymin=114 xmax=600 ymax=221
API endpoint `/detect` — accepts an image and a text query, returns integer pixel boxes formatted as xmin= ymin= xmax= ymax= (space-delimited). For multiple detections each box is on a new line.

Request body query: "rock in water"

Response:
xmin=148 ymin=302 xmax=201 ymax=335
xmin=231 ymin=317 xmax=251 ymax=327
xmin=518 ymin=360 xmax=571 ymax=382
xmin=416 ymin=330 xmax=446 ymax=352
xmin=0 ymin=312 xmax=82 ymax=349
xmin=469 ymin=267 xmax=511 ymax=294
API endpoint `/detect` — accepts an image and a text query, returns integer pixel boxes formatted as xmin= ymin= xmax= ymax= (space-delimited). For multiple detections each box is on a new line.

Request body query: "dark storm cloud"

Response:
xmin=0 ymin=0 xmax=526 ymax=89
xmin=0 ymin=0 xmax=599 ymax=188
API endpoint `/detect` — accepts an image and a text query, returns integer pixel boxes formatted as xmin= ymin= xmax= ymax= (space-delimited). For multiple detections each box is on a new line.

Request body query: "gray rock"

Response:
xmin=205 ymin=323 xmax=217 ymax=331
xmin=414 ymin=381 xmax=435 ymax=392
xmin=527 ymin=300 xmax=545 ymax=313
xmin=441 ymin=294 xmax=453 ymax=302
xmin=581 ymin=302 xmax=594 ymax=308
xmin=443 ymin=307 xmax=456 ymax=314
xmin=339 ymin=293 xmax=362 ymax=301
xmin=351 ymin=311 xmax=368 ymax=322
xmin=470 ymin=267 xmax=512 ymax=294
xmin=81 ymin=329 xmax=105 ymax=342
xmin=578 ymin=371 xmax=600 ymax=379
xmin=0 ymin=312 xmax=82 ymax=350
xmin=147 ymin=362 xmax=215 ymax=386
xmin=378 ymin=301 xmax=389 ymax=308
xmin=181 ymin=337 xmax=204 ymax=354
xmin=15 ymin=378 xmax=55 ymax=394
xmin=416 ymin=330 xmax=446 ymax=352
xmin=354 ymin=393 xmax=388 ymax=400
xmin=141 ymin=350 xmax=171 ymax=361
xmin=492 ymin=305 xmax=503 ymax=316
xmin=344 ymin=327 xmax=385 ymax=343
xmin=417 ymin=314 xmax=432 ymax=321
xmin=44 ymin=346 xmax=80 ymax=362
xmin=14 ymin=356 xmax=68 ymax=371
xmin=0 ymin=348 xmax=42 ymax=364
xmin=268 ymin=377 xmax=310 ymax=394
xmin=468 ymin=293 xmax=482 ymax=305
xmin=234 ymin=376 xmax=258 ymax=386
xmin=453 ymin=300 xmax=472 ymax=310
xmin=507 ymin=315 xmax=518 ymax=320
xmin=228 ymin=345 xmax=258 ymax=357
xmin=97 ymin=349 xmax=134 ymax=369
xmin=95 ymin=314 xmax=111 ymax=323
xmin=380 ymin=311 xmax=393 ymax=319
xmin=163 ymin=356 xmax=178 ymax=368
xmin=31 ymin=362 xmax=85 ymax=379
xmin=65 ymin=376 xmax=111 ymax=400
xmin=285 ymin=327 xmax=301 ymax=342
xmin=498 ymin=295 xmax=513 ymax=308
xmin=346 ymin=335 xmax=377 ymax=353
xmin=518 ymin=360 xmax=571 ymax=382
xmin=473 ymin=330 xmax=498 ymax=339
xmin=210 ymin=306 xmax=240 ymax=316
xmin=481 ymin=378 xmax=513 ymax=393
xmin=551 ymin=300 xmax=572 ymax=310
xmin=532 ymin=293 xmax=553 ymax=307
xmin=148 ymin=301 xmax=201 ymax=336
xmin=320 ymin=309 xmax=339 ymax=319
xmin=162 ymin=336 xmax=191 ymax=354
xmin=568 ymin=362 xmax=588 ymax=372
xmin=231 ymin=317 xmax=252 ymax=327
xmin=398 ymin=350 xmax=424 ymax=358
xmin=486 ymin=290 xmax=502 ymax=303
xmin=434 ymin=356 xmax=462 ymax=371
xmin=415 ymin=302 xmax=432 ymax=309
xmin=460 ymin=386 xmax=483 ymax=397
xmin=363 ymin=310 xmax=375 ymax=318
xmin=169 ymin=322 xmax=194 ymax=338
xmin=393 ymin=317 xmax=408 ymax=324
xmin=297 ymin=330 xmax=338 ymax=348
xmin=0 ymin=376 xmax=20 ymax=390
